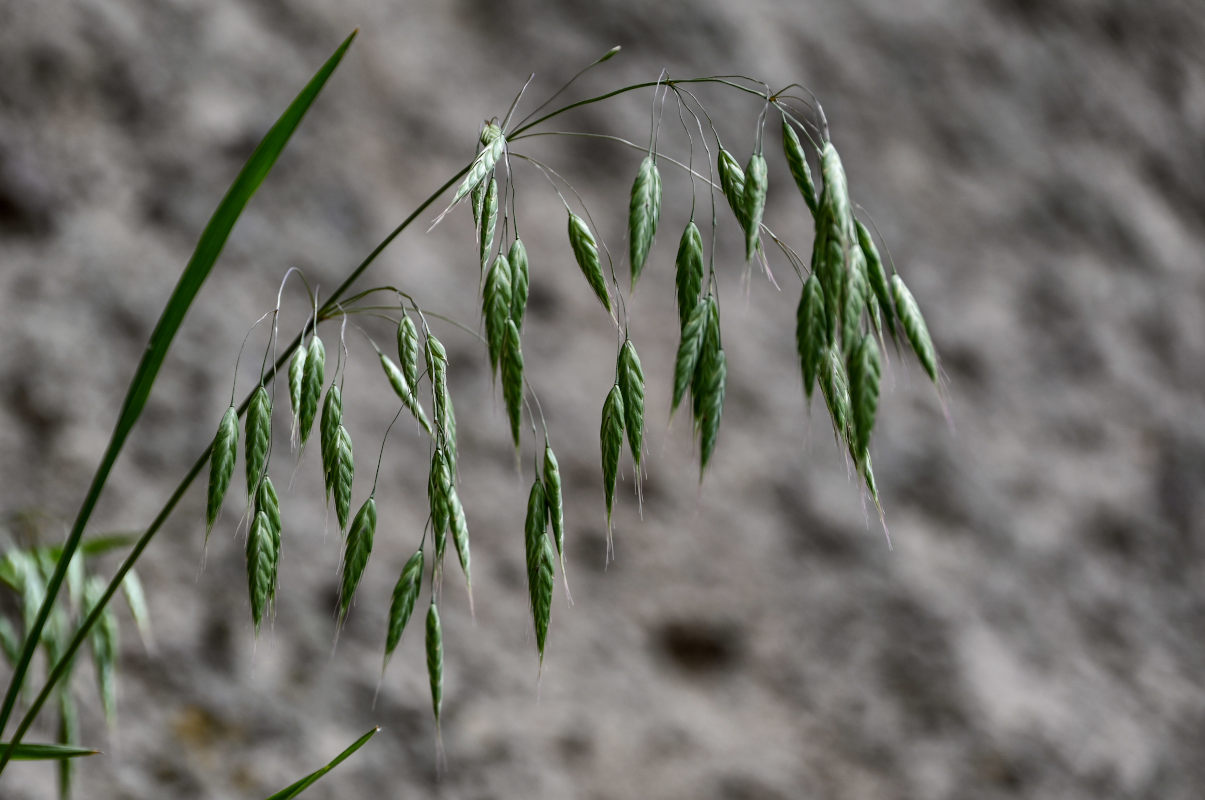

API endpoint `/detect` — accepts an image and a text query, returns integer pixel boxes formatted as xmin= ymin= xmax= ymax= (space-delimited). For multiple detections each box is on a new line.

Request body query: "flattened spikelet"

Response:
xmin=449 ymin=491 xmax=471 ymax=596
xmin=440 ymin=392 xmax=458 ymax=474
xmin=428 ymin=449 xmax=452 ymax=559
xmin=385 ymin=549 xmax=423 ymax=664
xmin=508 ymin=239 xmax=530 ymax=329
xmin=542 ymin=443 xmax=565 ymax=561
xmin=502 ymin=320 xmax=524 ymax=449
xmin=206 ymin=406 xmax=238 ymax=535
xmin=600 ymin=385 xmax=625 ymax=527
xmin=299 ymin=335 xmax=325 ymax=445
xmin=534 ymin=535 xmax=555 ymax=663
xmin=842 ymin=244 xmax=869 ymax=358
xmin=617 ymin=340 xmax=645 ymax=467
xmin=450 ymin=131 xmax=504 ymax=212
xmin=848 ymin=333 xmax=881 ymax=459
xmin=256 ymin=478 xmax=282 ymax=603
xmin=672 ymin=299 xmax=710 ymax=413
xmin=782 ymin=118 xmax=818 ymax=216
xmin=380 ymin=352 xmax=433 ymax=436
xmin=796 ymin=275 xmax=827 ymax=400
xmin=397 ymin=314 xmax=420 ymax=392
xmin=890 ymin=274 xmax=939 ymax=383
xmin=339 ymin=497 xmax=377 ymax=624
xmin=628 ymin=155 xmax=661 ymax=286
xmin=483 ymin=254 xmax=513 ymax=376
xmin=480 ymin=176 xmax=498 ymax=270
xmin=856 ymin=221 xmax=896 ymax=340
xmin=820 ymin=347 xmax=851 ymax=441
xmin=426 ymin=334 xmax=448 ymax=396
xmin=821 ymin=142 xmax=852 ymax=242
xmin=568 ymin=213 xmax=611 ymax=313
xmin=320 ymin=385 xmax=342 ymax=500
xmin=471 ymin=174 xmax=486 ymax=234
xmin=674 ymin=221 xmax=704 ymax=330
xmin=698 ymin=347 xmax=727 ymax=474
xmin=425 ymin=603 xmax=443 ymax=724
xmin=717 ymin=148 xmax=747 ymax=227
xmin=524 ymin=479 xmax=547 ymax=612
xmin=244 ymin=386 xmax=271 ymax=497
xmin=742 ymin=152 xmax=768 ymax=261
xmin=288 ymin=346 xmax=306 ymax=433
xmin=333 ymin=425 xmax=354 ymax=530
xmin=246 ymin=510 xmax=275 ymax=632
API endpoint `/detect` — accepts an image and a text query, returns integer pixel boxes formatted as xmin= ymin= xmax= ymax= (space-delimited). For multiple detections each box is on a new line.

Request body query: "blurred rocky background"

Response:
xmin=1 ymin=0 xmax=1204 ymax=797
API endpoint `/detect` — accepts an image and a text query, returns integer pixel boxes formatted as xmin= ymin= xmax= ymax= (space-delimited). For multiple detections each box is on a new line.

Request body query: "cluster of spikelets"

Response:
xmin=202 ymin=85 xmax=942 ymax=739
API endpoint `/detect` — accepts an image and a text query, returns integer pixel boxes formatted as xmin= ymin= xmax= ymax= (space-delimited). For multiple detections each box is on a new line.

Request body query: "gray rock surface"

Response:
xmin=1 ymin=0 xmax=1203 ymax=797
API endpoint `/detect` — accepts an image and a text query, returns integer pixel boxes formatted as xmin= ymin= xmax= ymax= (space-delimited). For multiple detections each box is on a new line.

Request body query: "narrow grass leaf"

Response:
xmin=628 ymin=155 xmax=661 ymax=286
xmin=567 ymin=213 xmax=611 ymax=314
xmin=600 ymin=385 xmax=625 ymax=528
xmin=338 ymin=497 xmax=377 ymax=625
xmin=3 ymin=743 xmax=98 ymax=761
xmin=617 ymin=340 xmax=645 ymax=467
xmin=890 ymin=274 xmax=939 ymax=383
xmin=674 ymin=221 xmax=704 ymax=330
xmin=742 ymin=153 xmax=768 ymax=261
xmin=244 ymin=386 xmax=272 ymax=496
xmin=206 ymin=407 xmax=238 ymax=535
xmin=509 ymin=239 xmax=529 ymax=329
xmin=782 ymin=118 xmax=818 ymax=216
xmin=263 ymin=726 xmax=379 ymax=800
xmin=848 ymin=333 xmax=881 ymax=459
xmin=502 ymin=320 xmax=524 ymax=449
xmin=483 ymin=254 xmax=513 ymax=377
xmin=384 ymin=549 xmax=423 ymax=665
xmin=56 ymin=688 xmax=78 ymax=799
xmin=426 ymin=604 xmax=443 ymax=725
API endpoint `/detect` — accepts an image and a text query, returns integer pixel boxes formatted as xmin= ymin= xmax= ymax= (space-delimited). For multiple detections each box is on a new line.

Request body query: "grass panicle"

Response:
xmin=205 ymin=407 xmax=238 ymax=536
xmin=567 ymin=213 xmax=612 ymax=314
xmin=628 ymin=154 xmax=662 ymax=286
xmin=338 ymin=497 xmax=377 ymax=625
